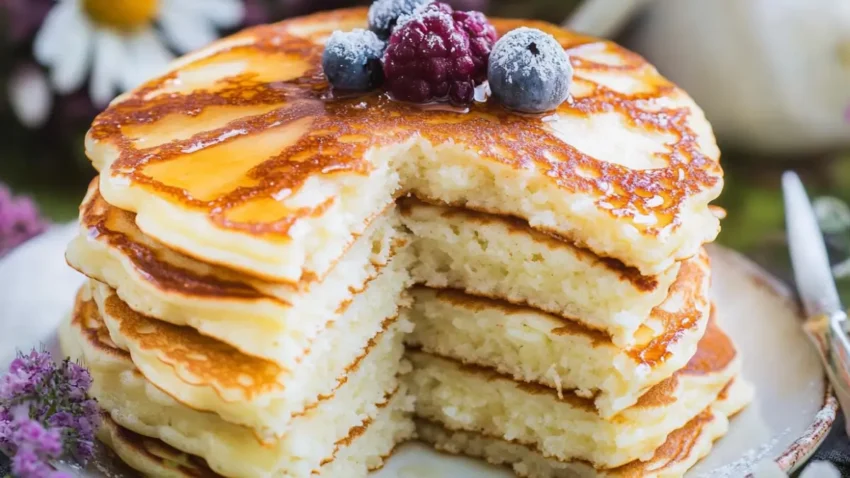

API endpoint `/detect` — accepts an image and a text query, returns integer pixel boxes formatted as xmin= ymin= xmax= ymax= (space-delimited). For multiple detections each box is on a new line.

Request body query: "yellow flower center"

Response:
xmin=83 ymin=0 xmax=159 ymax=31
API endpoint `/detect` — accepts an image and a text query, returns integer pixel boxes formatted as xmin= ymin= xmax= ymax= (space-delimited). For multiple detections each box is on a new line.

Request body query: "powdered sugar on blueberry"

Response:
xmin=489 ymin=27 xmax=568 ymax=86
xmin=326 ymin=29 xmax=385 ymax=65
xmin=488 ymin=27 xmax=573 ymax=113
xmin=368 ymin=0 xmax=431 ymax=39
xmin=322 ymin=29 xmax=386 ymax=91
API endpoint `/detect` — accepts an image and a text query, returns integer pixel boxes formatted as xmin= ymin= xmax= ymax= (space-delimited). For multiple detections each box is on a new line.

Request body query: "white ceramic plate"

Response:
xmin=0 ymin=226 xmax=837 ymax=477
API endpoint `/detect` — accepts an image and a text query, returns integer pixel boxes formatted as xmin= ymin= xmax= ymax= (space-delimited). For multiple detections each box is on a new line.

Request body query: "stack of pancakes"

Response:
xmin=59 ymin=7 xmax=751 ymax=478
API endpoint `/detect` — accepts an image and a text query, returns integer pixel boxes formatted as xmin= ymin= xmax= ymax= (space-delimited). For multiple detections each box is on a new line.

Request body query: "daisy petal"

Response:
xmin=33 ymin=0 xmax=77 ymax=66
xmin=49 ymin=7 xmax=93 ymax=94
xmin=7 ymin=65 xmax=52 ymax=129
xmin=121 ymin=30 xmax=173 ymax=91
xmin=89 ymin=30 xmax=124 ymax=106
xmin=159 ymin=6 xmax=221 ymax=53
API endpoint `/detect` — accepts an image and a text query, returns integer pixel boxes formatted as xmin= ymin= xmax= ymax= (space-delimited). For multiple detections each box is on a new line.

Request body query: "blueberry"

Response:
xmin=368 ymin=0 xmax=431 ymax=39
xmin=488 ymin=27 xmax=573 ymax=114
xmin=322 ymin=29 xmax=386 ymax=91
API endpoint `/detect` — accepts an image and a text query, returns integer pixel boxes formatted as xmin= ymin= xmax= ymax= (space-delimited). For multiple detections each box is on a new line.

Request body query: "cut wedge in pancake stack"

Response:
xmin=60 ymin=6 xmax=749 ymax=478
xmin=402 ymin=202 xmax=753 ymax=476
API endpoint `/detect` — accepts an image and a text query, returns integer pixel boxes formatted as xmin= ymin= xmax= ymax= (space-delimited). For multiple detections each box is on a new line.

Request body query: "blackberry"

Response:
xmin=488 ymin=27 xmax=573 ymax=113
xmin=322 ymin=29 xmax=386 ymax=91
xmin=382 ymin=2 xmax=496 ymax=105
xmin=368 ymin=0 xmax=431 ymax=39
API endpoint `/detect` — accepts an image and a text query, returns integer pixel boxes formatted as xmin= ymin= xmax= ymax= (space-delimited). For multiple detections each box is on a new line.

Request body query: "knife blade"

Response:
xmin=783 ymin=171 xmax=850 ymax=436
xmin=782 ymin=171 xmax=843 ymax=318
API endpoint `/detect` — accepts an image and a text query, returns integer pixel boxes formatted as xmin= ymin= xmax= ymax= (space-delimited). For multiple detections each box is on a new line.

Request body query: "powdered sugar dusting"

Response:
xmin=489 ymin=27 xmax=571 ymax=86
xmin=700 ymin=429 xmax=789 ymax=478
xmin=395 ymin=3 xmax=454 ymax=36
xmin=325 ymin=29 xmax=385 ymax=65
xmin=368 ymin=0 xmax=430 ymax=36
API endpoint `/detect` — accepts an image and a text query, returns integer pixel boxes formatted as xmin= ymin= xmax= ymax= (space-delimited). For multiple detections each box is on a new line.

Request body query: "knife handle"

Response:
xmin=806 ymin=311 xmax=850 ymax=436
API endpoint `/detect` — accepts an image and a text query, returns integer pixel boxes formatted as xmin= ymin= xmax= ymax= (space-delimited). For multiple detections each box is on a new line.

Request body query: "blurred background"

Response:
xmin=0 ymin=0 xmax=848 ymax=299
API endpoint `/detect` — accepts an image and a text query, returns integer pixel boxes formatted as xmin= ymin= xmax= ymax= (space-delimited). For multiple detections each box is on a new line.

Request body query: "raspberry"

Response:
xmin=382 ymin=2 xmax=496 ymax=105
xmin=451 ymin=10 xmax=497 ymax=83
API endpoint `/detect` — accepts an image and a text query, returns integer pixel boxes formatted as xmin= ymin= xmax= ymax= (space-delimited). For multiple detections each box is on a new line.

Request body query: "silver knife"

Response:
xmin=783 ymin=171 xmax=850 ymax=435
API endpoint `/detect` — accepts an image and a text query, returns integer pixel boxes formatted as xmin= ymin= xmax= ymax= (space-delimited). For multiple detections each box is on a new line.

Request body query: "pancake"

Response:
xmin=416 ymin=378 xmax=752 ymax=478
xmin=61 ymin=286 xmax=413 ymax=477
xmin=405 ymin=250 xmax=710 ymax=417
xmin=86 ymin=277 xmax=410 ymax=440
xmin=400 ymin=199 xmax=682 ymax=346
xmin=67 ymin=181 xmax=408 ymax=366
xmin=86 ymin=8 xmax=722 ymax=280
xmin=97 ymin=388 xmax=413 ymax=478
xmin=405 ymin=317 xmax=749 ymax=469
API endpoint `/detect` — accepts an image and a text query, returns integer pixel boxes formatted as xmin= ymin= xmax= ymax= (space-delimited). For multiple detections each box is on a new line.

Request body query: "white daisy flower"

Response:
xmin=32 ymin=0 xmax=244 ymax=108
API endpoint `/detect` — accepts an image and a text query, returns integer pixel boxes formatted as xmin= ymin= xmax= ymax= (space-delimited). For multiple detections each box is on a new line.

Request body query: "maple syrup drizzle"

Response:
xmin=88 ymin=8 xmax=720 ymax=241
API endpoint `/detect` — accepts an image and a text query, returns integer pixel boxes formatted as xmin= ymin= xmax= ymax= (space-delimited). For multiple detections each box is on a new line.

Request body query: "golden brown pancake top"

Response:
xmin=70 ymin=288 xmax=128 ymax=361
xmin=88 ymin=8 xmax=721 ymax=241
xmin=101 ymin=291 xmax=286 ymax=397
xmin=607 ymin=409 xmax=716 ymax=476
xmin=626 ymin=250 xmax=711 ymax=367
xmin=633 ymin=316 xmax=736 ymax=409
xmin=77 ymin=179 xmax=271 ymax=301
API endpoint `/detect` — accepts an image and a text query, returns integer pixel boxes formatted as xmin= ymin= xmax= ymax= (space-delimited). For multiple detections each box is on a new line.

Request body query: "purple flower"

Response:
xmin=12 ymin=447 xmax=51 ymax=478
xmin=46 ymin=412 xmax=73 ymax=429
xmin=1 ymin=350 xmax=52 ymax=401
xmin=1 ymin=350 xmax=100 ymax=470
xmin=0 ymin=0 xmax=53 ymax=44
xmin=7 ymin=413 xmax=69 ymax=478
xmin=60 ymin=361 xmax=92 ymax=400
xmin=11 ymin=445 xmax=70 ymax=478
xmin=9 ymin=350 xmax=53 ymax=377
xmin=1 ymin=352 xmax=49 ymax=402
xmin=0 ymin=183 xmax=49 ymax=257
xmin=12 ymin=417 xmax=63 ymax=459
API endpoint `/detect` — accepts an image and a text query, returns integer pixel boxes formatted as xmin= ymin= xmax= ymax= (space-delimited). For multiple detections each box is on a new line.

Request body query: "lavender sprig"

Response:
xmin=0 ymin=349 xmax=100 ymax=477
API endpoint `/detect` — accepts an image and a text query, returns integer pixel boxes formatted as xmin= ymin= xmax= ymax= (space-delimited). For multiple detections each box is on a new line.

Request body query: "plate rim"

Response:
xmin=709 ymin=245 xmax=839 ymax=474
xmin=0 ymin=229 xmax=840 ymax=475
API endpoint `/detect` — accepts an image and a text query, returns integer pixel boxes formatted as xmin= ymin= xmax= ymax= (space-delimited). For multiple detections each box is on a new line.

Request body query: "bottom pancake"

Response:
xmin=415 ymin=378 xmax=752 ymax=478
xmin=97 ymin=387 xmax=415 ymax=478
